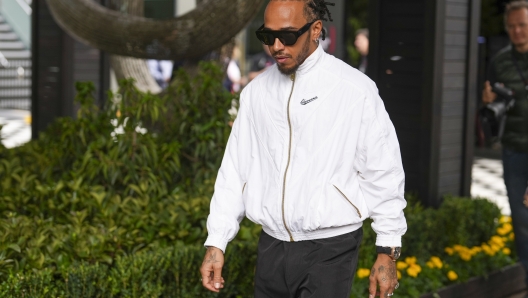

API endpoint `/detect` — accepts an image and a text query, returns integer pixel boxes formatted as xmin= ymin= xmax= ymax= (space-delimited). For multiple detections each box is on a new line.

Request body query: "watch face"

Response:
xmin=393 ymin=247 xmax=401 ymax=260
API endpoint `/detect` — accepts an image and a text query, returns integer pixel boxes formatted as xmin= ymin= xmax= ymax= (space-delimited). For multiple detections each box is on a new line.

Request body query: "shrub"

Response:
xmin=0 ymin=242 xmax=257 ymax=298
xmin=0 ymin=61 xmax=246 ymax=275
xmin=403 ymin=195 xmax=502 ymax=259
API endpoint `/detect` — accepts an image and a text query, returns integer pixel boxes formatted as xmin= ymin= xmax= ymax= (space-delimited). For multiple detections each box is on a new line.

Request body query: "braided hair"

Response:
xmin=303 ymin=0 xmax=335 ymax=40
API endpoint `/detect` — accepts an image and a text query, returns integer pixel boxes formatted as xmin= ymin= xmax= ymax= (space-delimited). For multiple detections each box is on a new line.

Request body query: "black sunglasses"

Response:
xmin=255 ymin=21 xmax=315 ymax=46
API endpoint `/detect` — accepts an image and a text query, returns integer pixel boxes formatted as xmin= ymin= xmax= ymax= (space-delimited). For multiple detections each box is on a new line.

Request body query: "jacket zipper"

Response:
xmin=282 ymin=73 xmax=296 ymax=242
xmin=333 ymin=185 xmax=362 ymax=218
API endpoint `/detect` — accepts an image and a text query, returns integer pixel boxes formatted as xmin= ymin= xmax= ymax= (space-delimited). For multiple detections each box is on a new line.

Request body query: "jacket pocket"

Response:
xmin=333 ymin=184 xmax=362 ymax=218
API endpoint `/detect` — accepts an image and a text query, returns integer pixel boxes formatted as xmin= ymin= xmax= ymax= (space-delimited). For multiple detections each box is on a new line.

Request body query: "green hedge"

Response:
xmin=0 ymin=243 xmax=257 ymax=298
xmin=0 ymin=62 xmax=515 ymax=297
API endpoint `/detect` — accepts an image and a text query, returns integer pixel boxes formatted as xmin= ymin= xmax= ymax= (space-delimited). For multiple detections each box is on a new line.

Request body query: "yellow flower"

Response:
xmin=397 ymin=270 xmax=402 ymax=279
xmin=445 ymin=247 xmax=454 ymax=255
xmin=499 ymin=216 xmax=512 ymax=224
xmin=502 ymin=247 xmax=511 ymax=255
xmin=452 ymin=246 xmax=473 ymax=261
xmin=357 ymin=268 xmax=371 ymax=279
xmin=453 ymin=244 xmax=464 ymax=252
xmin=396 ymin=261 xmax=408 ymax=270
xmin=509 ymin=233 xmax=515 ymax=241
xmin=426 ymin=261 xmax=434 ymax=268
xmin=447 ymin=270 xmax=458 ymax=281
xmin=470 ymin=246 xmax=482 ymax=255
xmin=459 ymin=251 xmax=472 ymax=261
xmin=490 ymin=244 xmax=501 ymax=253
xmin=405 ymin=256 xmax=417 ymax=265
xmin=429 ymin=256 xmax=443 ymax=269
xmin=406 ymin=263 xmax=422 ymax=278
xmin=497 ymin=223 xmax=513 ymax=235
xmin=482 ymin=244 xmax=496 ymax=256
xmin=490 ymin=236 xmax=505 ymax=248
xmin=412 ymin=264 xmax=422 ymax=273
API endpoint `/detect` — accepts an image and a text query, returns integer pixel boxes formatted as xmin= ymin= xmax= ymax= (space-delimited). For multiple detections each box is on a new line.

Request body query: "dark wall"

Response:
xmin=31 ymin=0 xmax=109 ymax=138
xmin=368 ymin=0 xmax=480 ymax=206
xmin=31 ymin=0 xmax=66 ymax=136
xmin=368 ymin=1 xmax=426 ymax=198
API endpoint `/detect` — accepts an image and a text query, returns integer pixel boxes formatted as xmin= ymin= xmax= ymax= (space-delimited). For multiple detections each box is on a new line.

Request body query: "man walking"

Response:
xmin=482 ymin=0 xmax=528 ymax=291
xmin=200 ymin=1 xmax=407 ymax=297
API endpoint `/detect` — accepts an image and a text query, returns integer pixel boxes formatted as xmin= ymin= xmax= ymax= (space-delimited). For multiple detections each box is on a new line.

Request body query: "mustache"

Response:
xmin=273 ymin=52 xmax=291 ymax=58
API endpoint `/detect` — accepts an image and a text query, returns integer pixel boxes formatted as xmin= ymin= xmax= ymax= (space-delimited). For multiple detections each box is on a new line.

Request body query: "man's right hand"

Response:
xmin=200 ymin=246 xmax=225 ymax=293
xmin=483 ymin=81 xmax=498 ymax=104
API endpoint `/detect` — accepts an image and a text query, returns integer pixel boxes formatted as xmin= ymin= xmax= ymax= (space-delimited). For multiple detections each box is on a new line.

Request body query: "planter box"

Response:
xmin=421 ymin=263 xmax=526 ymax=298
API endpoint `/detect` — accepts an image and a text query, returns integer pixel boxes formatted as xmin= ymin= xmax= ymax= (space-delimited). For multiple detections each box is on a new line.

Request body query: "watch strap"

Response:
xmin=376 ymin=246 xmax=392 ymax=255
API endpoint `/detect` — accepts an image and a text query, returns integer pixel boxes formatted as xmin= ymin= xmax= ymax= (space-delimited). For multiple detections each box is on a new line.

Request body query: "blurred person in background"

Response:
xmin=354 ymin=28 xmax=369 ymax=73
xmin=147 ymin=60 xmax=173 ymax=90
xmin=482 ymin=1 xmax=528 ymax=290
xmin=248 ymin=44 xmax=276 ymax=81
xmin=224 ymin=44 xmax=246 ymax=93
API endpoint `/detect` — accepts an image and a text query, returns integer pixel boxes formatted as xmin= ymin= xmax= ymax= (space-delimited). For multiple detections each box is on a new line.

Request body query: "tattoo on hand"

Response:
xmin=378 ymin=265 xmax=385 ymax=274
xmin=370 ymin=267 xmax=376 ymax=277
xmin=204 ymin=248 xmax=220 ymax=264
xmin=389 ymin=263 xmax=397 ymax=279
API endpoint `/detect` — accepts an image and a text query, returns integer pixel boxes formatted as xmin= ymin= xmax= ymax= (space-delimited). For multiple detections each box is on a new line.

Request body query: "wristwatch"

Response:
xmin=376 ymin=246 xmax=401 ymax=261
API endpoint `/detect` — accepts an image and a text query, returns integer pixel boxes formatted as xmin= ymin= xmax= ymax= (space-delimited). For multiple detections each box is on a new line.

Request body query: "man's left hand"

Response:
xmin=368 ymin=254 xmax=398 ymax=297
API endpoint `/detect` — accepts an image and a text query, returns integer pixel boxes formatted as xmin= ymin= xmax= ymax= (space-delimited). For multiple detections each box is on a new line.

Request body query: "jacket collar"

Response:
xmin=296 ymin=44 xmax=324 ymax=75
xmin=511 ymin=45 xmax=528 ymax=60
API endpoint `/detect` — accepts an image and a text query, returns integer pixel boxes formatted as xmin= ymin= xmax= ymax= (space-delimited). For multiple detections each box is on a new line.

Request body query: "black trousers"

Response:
xmin=254 ymin=228 xmax=363 ymax=298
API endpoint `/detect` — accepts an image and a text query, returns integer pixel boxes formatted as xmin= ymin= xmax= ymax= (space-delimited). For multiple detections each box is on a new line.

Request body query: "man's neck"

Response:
xmin=515 ymin=43 xmax=528 ymax=53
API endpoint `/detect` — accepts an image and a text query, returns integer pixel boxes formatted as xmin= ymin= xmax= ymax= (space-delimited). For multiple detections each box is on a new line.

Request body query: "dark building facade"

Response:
xmin=31 ymin=0 xmax=109 ymax=138
xmin=369 ymin=0 xmax=481 ymax=206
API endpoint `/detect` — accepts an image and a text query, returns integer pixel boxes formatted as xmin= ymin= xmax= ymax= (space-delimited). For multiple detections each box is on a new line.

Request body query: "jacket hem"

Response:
xmin=262 ymin=223 xmax=363 ymax=242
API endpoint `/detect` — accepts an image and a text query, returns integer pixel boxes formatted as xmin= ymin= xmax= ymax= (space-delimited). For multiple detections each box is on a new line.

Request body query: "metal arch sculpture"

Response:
xmin=45 ymin=0 xmax=266 ymax=60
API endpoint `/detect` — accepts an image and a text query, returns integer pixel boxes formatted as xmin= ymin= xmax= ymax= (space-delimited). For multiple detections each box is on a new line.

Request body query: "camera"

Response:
xmin=480 ymin=82 xmax=516 ymax=140
xmin=491 ymin=82 xmax=514 ymax=101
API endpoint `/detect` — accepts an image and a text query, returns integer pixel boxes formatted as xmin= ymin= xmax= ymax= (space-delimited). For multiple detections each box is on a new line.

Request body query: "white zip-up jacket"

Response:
xmin=205 ymin=45 xmax=407 ymax=252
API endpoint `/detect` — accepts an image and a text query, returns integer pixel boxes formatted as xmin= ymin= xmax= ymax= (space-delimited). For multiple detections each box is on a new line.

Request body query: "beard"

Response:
xmin=276 ymin=33 xmax=312 ymax=75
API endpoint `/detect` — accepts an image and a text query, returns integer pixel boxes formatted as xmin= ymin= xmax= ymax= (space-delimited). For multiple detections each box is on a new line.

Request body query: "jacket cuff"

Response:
xmin=204 ymin=235 xmax=229 ymax=253
xmin=375 ymin=235 xmax=402 ymax=247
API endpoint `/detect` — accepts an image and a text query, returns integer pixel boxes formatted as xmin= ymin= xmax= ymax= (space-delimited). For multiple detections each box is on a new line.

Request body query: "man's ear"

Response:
xmin=312 ymin=20 xmax=323 ymax=40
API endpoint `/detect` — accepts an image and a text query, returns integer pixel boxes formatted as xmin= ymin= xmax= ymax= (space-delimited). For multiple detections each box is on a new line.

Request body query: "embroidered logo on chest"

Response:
xmin=301 ymin=96 xmax=318 ymax=105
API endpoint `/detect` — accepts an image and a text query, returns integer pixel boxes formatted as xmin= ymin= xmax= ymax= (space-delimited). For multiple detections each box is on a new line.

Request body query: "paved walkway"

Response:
xmin=471 ymin=157 xmax=510 ymax=215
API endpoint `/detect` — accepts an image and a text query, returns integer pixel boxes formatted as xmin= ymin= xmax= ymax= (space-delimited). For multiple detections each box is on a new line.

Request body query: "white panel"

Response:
xmin=176 ymin=0 xmax=196 ymax=17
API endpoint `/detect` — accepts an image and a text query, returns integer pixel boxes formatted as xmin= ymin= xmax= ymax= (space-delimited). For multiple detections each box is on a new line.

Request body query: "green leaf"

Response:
xmin=7 ymin=244 xmax=20 ymax=253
